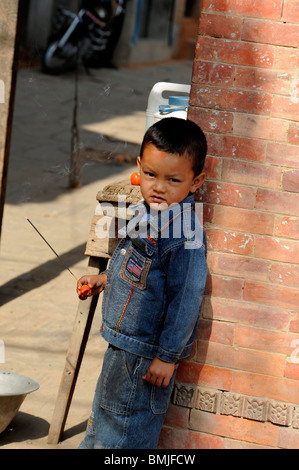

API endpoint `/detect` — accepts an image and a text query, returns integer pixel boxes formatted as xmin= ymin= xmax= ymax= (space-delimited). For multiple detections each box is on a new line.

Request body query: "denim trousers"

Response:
xmin=79 ymin=345 xmax=177 ymax=449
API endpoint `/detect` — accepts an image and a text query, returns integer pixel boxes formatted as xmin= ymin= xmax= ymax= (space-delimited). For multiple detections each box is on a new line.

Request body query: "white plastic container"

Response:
xmin=145 ymin=82 xmax=191 ymax=130
xmin=154 ymin=95 xmax=189 ymax=123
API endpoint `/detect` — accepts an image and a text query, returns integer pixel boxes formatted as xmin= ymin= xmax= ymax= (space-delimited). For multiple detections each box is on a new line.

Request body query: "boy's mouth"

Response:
xmin=149 ymin=196 xmax=169 ymax=211
xmin=151 ymin=195 xmax=166 ymax=203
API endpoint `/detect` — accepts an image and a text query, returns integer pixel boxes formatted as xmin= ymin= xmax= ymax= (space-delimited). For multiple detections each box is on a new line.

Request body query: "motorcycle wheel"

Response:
xmin=42 ymin=40 xmax=79 ymax=75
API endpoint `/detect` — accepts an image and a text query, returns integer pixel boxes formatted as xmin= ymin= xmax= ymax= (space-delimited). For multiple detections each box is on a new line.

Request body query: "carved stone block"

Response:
xmin=292 ymin=406 xmax=299 ymax=429
xmin=243 ymin=397 xmax=267 ymax=422
xmin=172 ymin=384 xmax=196 ymax=408
xmin=195 ymin=388 xmax=219 ymax=413
xmin=220 ymin=393 xmax=244 ymax=417
xmin=267 ymin=401 xmax=292 ymax=426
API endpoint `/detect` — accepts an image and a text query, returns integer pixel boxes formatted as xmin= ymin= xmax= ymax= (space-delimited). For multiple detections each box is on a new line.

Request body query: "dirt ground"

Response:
xmin=0 ymin=60 xmax=193 ymax=449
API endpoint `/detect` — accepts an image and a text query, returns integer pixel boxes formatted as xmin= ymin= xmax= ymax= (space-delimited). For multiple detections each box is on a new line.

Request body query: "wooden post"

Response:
xmin=0 ymin=0 xmax=22 ymax=242
xmin=47 ymin=256 xmax=108 ymax=444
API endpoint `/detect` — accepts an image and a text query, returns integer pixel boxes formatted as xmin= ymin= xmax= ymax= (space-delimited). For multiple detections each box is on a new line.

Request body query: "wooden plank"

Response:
xmin=0 ymin=0 xmax=22 ymax=240
xmin=47 ymin=256 xmax=108 ymax=445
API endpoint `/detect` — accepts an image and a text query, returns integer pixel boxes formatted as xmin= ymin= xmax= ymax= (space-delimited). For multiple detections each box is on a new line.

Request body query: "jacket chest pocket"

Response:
xmin=120 ymin=246 xmax=151 ymax=290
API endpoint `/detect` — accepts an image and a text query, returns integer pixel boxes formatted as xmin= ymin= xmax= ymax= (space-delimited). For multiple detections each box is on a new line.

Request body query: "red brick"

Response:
xmin=234 ymin=67 xmax=294 ymax=96
xmin=159 ymin=427 xmax=224 ymax=449
xmin=272 ymin=95 xmax=299 ymax=121
xmin=222 ymin=159 xmax=282 ymax=189
xmin=189 ymin=409 xmax=279 ymax=447
xmin=233 ymin=114 xmax=289 ymax=141
xmin=210 ymin=252 xmax=269 ymax=281
xmin=235 ymin=324 xmax=297 ymax=356
xmin=188 ymin=106 xmax=233 ymax=133
xmin=194 ymin=36 xmax=217 ymax=62
xmin=213 ymin=206 xmax=275 ymax=235
xmin=196 ymin=319 xmax=234 ymax=345
xmin=232 ymin=370 xmax=299 ymax=404
xmin=275 ymin=216 xmax=299 ymax=239
xmin=274 ymin=47 xmax=299 ymax=70
xmin=196 ymin=340 xmax=285 ymax=376
xmin=223 ymin=439 xmax=273 ymax=449
xmin=203 ymin=203 xmax=214 ymax=224
xmin=266 ymin=143 xmax=298 ymax=168
xmin=185 ymin=430 xmax=223 ymax=449
xmin=190 ymin=84 xmax=271 ymax=115
xmin=205 ymin=274 xmax=244 ymax=300
xmin=203 ymin=156 xmax=222 ymax=179
xmin=163 ymin=403 xmax=189 ymax=430
xmin=270 ymin=262 xmax=299 ymax=287
xmin=243 ymin=280 xmax=299 ymax=309
xmin=206 ymin=228 xmax=254 ymax=255
xmin=290 ymin=312 xmax=299 ymax=333
xmin=282 ymin=0 xmax=299 ymax=23
xmin=206 ymin=133 xmax=266 ymax=162
xmin=199 ymin=13 xmax=242 ymax=39
xmin=201 ymin=0 xmax=283 ymax=20
xmin=192 ymin=60 xmax=235 ymax=87
xmin=242 ymin=19 xmax=299 ymax=47
xmin=201 ymin=296 xmax=290 ymax=331
xmin=279 ymin=428 xmax=299 ymax=449
xmin=288 ymin=123 xmax=299 ymax=145
xmin=282 ymin=170 xmax=299 ymax=193
xmin=198 ymin=180 xmax=256 ymax=209
xmin=256 ymin=189 xmax=299 ymax=216
xmin=195 ymin=36 xmax=275 ymax=68
xmin=158 ymin=427 xmax=189 ymax=449
xmin=255 ymin=235 xmax=299 ymax=263
xmin=284 ymin=362 xmax=299 ymax=381
xmin=176 ymin=361 xmax=232 ymax=390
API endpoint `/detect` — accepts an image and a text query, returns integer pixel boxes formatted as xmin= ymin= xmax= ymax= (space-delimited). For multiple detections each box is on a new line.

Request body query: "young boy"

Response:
xmin=77 ymin=117 xmax=207 ymax=449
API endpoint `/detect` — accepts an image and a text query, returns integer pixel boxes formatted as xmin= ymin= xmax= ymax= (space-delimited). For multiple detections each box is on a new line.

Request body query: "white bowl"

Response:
xmin=0 ymin=370 xmax=39 ymax=434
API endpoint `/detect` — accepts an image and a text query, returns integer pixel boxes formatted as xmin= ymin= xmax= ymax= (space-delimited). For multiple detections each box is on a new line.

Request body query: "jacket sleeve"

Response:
xmin=157 ymin=236 xmax=207 ymax=363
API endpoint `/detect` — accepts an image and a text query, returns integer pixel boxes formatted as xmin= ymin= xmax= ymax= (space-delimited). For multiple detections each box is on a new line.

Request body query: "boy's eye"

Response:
xmin=144 ymin=171 xmax=155 ymax=177
xmin=170 ymin=178 xmax=181 ymax=183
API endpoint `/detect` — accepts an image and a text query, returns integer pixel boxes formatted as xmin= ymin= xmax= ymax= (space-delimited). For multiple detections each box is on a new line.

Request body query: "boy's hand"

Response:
xmin=142 ymin=357 xmax=176 ymax=388
xmin=77 ymin=273 xmax=107 ymax=300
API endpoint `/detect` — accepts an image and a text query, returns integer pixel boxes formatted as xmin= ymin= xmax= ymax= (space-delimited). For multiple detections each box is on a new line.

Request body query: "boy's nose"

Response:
xmin=153 ymin=179 xmax=165 ymax=193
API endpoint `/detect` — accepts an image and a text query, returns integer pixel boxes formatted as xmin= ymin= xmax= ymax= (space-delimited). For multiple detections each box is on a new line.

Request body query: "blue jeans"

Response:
xmin=79 ymin=345 xmax=177 ymax=449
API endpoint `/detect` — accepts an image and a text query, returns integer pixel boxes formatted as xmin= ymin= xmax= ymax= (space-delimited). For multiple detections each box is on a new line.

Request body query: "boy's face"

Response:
xmin=137 ymin=143 xmax=205 ymax=211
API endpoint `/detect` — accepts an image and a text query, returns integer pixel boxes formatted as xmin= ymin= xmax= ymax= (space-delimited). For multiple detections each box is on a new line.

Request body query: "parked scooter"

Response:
xmin=42 ymin=0 xmax=126 ymax=74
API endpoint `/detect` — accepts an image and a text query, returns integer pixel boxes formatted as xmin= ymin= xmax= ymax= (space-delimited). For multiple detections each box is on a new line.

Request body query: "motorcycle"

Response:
xmin=42 ymin=0 xmax=126 ymax=74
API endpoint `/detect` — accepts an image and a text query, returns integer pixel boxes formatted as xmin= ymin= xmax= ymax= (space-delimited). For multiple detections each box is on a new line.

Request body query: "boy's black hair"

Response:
xmin=140 ymin=117 xmax=207 ymax=176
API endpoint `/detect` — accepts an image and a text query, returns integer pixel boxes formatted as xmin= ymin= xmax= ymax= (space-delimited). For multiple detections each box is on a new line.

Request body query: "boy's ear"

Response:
xmin=190 ymin=172 xmax=206 ymax=193
xmin=137 ymin=156 xmax=141 ymax=170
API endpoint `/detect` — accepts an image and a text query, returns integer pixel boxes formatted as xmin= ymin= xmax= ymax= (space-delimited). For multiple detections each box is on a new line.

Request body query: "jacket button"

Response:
xmin=120 ymin=248 xmax=126 ymax=255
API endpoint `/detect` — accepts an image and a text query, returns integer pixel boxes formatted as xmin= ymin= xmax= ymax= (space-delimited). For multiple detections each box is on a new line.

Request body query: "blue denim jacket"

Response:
xmin=100 ymin=194 xmax=207 ymax=363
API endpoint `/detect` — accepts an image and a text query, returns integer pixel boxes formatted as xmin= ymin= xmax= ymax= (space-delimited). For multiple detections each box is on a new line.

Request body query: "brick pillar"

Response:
xmin=159 ymin=0 xmax=299 ymax=449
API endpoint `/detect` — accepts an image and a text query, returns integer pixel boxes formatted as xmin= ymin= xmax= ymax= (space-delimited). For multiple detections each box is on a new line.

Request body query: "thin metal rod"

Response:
xmin=26 ymin=217 xmax=79 ymax=282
